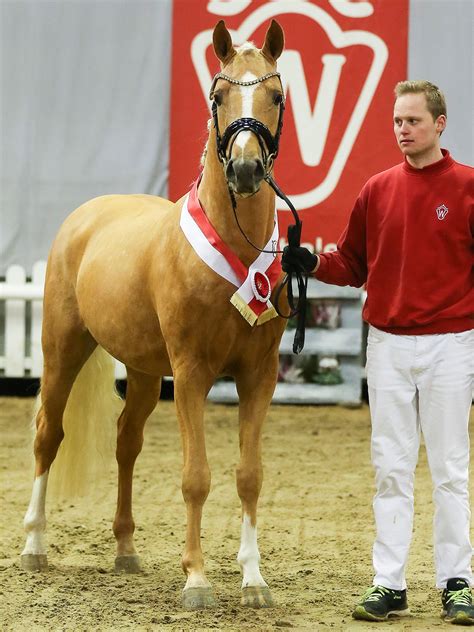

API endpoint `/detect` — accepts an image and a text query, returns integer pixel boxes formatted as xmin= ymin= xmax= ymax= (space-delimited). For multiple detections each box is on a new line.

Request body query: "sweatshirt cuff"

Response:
xmin=314 ymin=253 xmax=328 ymax=278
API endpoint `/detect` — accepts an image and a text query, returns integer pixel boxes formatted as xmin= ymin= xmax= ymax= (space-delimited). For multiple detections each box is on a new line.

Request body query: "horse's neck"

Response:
xmin=198 ymin=145 xmax=276 ymax=266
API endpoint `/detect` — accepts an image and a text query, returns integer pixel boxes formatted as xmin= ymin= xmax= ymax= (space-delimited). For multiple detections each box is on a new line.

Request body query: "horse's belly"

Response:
xmin=74 ymin=230 xmax=173 ymax=377
xmin=78 ymin=289 xmax=172 ymax=377
xmin=91 ymin=316 xmax=172 ymax=377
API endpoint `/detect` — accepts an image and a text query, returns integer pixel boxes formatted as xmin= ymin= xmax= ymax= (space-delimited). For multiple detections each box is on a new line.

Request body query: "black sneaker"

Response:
xmin=353 ymin=585 xmax=410 ymax=621
xmin=441 ymin=578 xmax=474 ymax=625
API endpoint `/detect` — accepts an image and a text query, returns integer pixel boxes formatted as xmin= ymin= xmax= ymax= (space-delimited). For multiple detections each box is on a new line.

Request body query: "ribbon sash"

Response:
xmin=180 ymin=179 xmax=281 ymax=326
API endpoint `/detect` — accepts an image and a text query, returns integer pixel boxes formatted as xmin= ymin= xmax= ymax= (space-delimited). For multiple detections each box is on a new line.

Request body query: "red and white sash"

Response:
xmin=180 ymin=179 xmax=281 ymax=326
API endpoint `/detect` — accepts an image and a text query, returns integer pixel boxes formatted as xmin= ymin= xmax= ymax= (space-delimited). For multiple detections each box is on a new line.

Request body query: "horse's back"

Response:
xmin=71 ymin=193 xmax=174 ymax=228
xmin=51 ymin=193 xmax=175 ymax=266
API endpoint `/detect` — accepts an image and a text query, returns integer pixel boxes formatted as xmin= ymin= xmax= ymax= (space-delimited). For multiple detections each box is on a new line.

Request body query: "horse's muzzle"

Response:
xmin=226 ymin=158 xmax=265 ymax=196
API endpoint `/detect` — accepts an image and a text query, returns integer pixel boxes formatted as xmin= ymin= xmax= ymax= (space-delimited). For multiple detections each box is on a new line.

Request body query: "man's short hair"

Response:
xmin=394 ymin=80 xmax=447 ymax=121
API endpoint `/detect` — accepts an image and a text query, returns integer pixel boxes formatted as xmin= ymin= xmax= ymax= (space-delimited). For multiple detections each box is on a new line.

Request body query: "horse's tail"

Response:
xmin=43 ymin=346 xmax=120 ymax=499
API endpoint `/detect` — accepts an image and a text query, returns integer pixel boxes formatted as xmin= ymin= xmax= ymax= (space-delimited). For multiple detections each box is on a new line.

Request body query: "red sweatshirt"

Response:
xmin=316 ymin=150 xmax=474 ymax=334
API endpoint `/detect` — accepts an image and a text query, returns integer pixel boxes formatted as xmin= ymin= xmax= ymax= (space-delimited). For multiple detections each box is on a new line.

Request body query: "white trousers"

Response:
xmin=366 ymin=326 xmax=473 ymax=590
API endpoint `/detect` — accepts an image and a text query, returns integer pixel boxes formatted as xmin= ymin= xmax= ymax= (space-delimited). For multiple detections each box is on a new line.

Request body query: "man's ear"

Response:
xmin=436 ymin=114 xmax=447 ymax=135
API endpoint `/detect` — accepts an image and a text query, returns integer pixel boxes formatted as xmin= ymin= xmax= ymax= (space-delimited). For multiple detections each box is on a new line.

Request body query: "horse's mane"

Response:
xmin=200 ymin=119 xmax=212 ymax=167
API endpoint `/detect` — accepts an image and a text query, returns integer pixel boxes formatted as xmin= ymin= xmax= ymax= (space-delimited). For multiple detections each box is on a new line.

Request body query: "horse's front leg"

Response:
xmin=235 ymin=364 xmax=278 ymax=608
xmin=174 ymin=369 xmax=216 ymax=610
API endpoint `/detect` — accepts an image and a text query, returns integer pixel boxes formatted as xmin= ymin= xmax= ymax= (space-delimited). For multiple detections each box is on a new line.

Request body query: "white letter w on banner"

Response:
xmin=279 ymin=51 xmax=346 ymax=167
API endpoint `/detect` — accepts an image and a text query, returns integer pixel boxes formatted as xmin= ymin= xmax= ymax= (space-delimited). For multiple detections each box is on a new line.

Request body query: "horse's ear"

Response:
xmin=261 ymin=19 xmax=284 ymax=63
xmin=212 ymin=20 xmax=236 ymax=66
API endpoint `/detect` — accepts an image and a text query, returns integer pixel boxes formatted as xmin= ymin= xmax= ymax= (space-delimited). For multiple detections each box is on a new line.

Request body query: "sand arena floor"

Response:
xmin=1 ymin=397 xmax=472 ymax=631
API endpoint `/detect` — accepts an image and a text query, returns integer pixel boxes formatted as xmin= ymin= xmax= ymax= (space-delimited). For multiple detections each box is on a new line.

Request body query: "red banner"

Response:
xmin=170 ymin=0 xmax=408 ymax=252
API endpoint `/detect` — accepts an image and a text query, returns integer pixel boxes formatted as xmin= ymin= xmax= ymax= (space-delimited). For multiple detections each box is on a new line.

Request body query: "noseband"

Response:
xmin=209 ymin=71 xmax=285 ymax=175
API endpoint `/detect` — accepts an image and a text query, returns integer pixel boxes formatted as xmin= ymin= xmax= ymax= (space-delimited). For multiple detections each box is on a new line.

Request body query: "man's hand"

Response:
xmin=282 ymin=245 xmax=318 ymax=274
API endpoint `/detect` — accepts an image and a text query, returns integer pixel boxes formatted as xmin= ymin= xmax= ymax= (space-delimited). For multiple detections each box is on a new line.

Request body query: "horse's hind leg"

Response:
xmin=113 ymin=368 xmax=161 ymax=573
xmin=235 ymin=364 xmax=278 ymax=608
xmin=21 ymin=323 xmax=97 ymax=571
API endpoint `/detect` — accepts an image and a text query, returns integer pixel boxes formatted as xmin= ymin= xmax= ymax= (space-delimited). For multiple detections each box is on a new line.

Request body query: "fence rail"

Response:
xmin=1 ymin=263 xmax=364 ymax=404
xmin=0 ymin=262 xmax=46 ymax=377
xmin=0 ymin=262 xmax=126 ymax=379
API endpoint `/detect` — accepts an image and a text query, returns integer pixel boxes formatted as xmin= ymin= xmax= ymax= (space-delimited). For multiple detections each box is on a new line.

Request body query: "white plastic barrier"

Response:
xmin=1 ymin=265 xmax=366 ymax=403
xmin=0 ymin=262 xmax=126 ymax=379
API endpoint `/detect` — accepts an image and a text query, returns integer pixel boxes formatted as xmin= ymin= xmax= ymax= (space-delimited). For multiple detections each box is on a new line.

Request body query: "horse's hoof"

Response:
xmin=114 ymin=554 xmax=142 ymax=573
xmin=182 ymin=586 xmax=216 ymax=610
xmin=241 ymin=585 xmax=275 ymax=608
xmin=20 ymin=554 xmax=48 ymax=572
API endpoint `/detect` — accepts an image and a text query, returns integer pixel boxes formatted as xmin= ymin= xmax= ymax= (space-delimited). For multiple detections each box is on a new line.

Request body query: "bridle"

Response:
xmin=209 ymin=70 xmax=309 ymax=353
xmin=209 ymin=71 xmax=285 ymax=178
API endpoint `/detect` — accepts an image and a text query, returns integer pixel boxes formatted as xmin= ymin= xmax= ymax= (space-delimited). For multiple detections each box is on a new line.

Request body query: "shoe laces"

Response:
xmin=362 ymin=586 xmax=393 ymax=602
xmin=445 ymin=587 xmax=472 ymax=607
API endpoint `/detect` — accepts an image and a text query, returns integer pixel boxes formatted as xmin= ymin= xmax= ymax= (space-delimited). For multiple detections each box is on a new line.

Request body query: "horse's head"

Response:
xmin=210 ymin=20 xmax=285 ymax=197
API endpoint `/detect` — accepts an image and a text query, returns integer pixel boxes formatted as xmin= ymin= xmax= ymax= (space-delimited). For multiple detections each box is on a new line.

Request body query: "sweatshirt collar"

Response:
xmin=402 ymin=149 xmax=454 ymax=175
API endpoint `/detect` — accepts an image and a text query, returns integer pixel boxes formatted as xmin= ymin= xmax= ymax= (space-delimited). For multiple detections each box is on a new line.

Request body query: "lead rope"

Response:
xmin=227 ymin=175 xmax=308 ymax=354
xmin=265 ymin=175 xmax=308 ymax=355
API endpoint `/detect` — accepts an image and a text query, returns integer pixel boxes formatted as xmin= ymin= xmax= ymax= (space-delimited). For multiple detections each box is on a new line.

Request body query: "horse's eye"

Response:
xmin=213 ymin=91 xmax=223 ymax=107
xmin=273 ymin=93 xmax=283 ymax=106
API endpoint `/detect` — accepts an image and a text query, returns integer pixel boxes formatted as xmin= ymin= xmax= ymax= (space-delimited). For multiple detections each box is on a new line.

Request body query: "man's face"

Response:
xmin=393 ymin=93 xmax=446 ymax=161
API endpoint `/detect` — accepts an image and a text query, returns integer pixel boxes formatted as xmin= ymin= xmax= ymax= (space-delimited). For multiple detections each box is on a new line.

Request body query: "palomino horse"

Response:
xmin=21 ymin=20 xmax=289 ymax=609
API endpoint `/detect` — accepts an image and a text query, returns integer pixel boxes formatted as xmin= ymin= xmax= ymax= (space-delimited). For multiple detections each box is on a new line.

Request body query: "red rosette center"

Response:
xmin=251 ymin=271 xmax=271 ymax=302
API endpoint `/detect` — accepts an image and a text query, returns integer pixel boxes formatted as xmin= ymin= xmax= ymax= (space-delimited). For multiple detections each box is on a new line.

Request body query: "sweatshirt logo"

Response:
xmin=436 ymin=204 xmax=448 ymax=220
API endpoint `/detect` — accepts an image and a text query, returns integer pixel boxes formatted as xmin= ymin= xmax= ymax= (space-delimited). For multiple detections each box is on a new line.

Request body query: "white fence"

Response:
xmin=0 ymin=262 xmax=46 ymax=377
xmin=0 ymin=262 xmax=126 ymax=379
xmin=1 ymin=263 xmax=366 ymax=404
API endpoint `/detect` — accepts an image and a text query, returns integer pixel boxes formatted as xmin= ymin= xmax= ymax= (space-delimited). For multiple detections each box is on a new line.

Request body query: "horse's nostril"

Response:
xmin=254 ymin=159 xmax=264 ymax=180
xmin=225 ymin=160 xmax=236 ymax=183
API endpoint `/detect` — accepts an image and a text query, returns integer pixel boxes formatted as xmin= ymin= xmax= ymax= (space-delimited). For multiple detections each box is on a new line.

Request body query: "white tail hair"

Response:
xmin=42 ymin=347 xmax=120 ymax=499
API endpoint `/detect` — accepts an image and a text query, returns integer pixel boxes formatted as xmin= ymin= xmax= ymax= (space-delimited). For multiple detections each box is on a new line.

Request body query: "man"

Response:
xmin=282 ymin=80 xmax=473 ymax=625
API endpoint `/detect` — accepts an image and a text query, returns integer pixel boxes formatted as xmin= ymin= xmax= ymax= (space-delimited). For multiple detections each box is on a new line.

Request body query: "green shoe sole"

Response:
xmin=353 ymin=605 xmax=387 ymax=621
xmin=353 ymin=605 xmax=411 ymax=622
xmin=443 ymin=612 xmax=474 ymax=625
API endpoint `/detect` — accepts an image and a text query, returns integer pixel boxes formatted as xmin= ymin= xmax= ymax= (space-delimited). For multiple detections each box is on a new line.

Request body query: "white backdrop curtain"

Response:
xmin=0 ymin=0 xmax=472 ymax=274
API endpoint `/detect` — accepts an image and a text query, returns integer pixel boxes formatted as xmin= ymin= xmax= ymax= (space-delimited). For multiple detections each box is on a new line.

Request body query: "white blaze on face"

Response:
xmin=237 ymin=513 xmax=268 ymax=588
xmin=22 ymin=472 xmax=49 ymax=555
xmin=234 ymin=71 xmax=258 ymax=155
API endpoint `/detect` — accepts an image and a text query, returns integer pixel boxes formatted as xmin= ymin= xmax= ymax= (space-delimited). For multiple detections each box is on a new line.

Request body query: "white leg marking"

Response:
xmin=235 ymin=72 xmax=258 ymax=154
xmin=237 ymin=514 xmax=267 ymax=588
xmin=22 ymin=472 xmax=48 ymax=555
